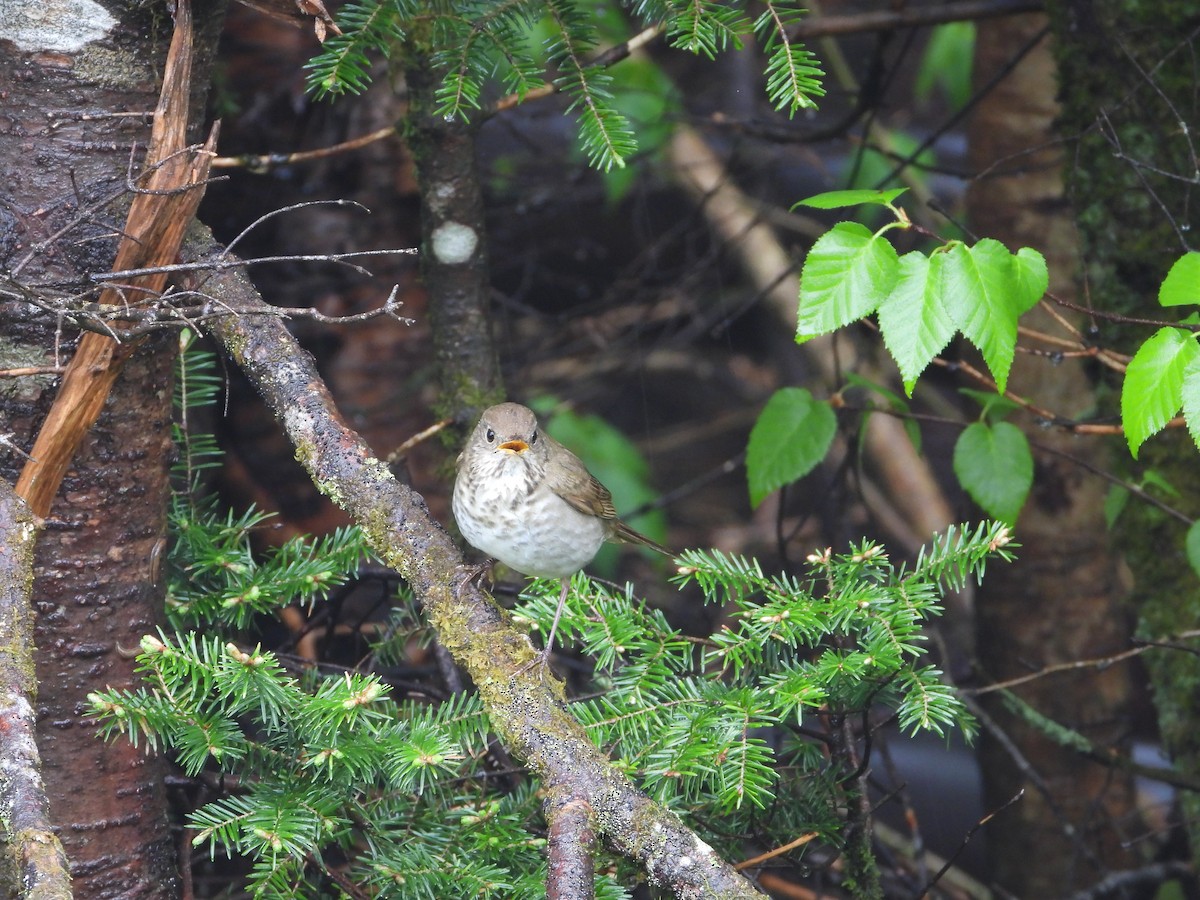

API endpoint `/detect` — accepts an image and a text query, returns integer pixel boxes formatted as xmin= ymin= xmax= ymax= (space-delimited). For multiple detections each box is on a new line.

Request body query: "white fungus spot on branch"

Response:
xmin=431 ymin=222 xmax=478 ymax=265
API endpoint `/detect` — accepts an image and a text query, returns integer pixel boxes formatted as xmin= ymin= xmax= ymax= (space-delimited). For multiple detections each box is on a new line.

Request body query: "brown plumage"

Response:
xmin=453 ymin=402 xmax=668 ymax=577
xmin=452 ymin=402 xmax=670 ymax=666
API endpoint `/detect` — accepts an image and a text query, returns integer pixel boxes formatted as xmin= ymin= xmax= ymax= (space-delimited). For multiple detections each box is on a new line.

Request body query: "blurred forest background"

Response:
xmin=4 ymin=0 xmax=1200 ymax=897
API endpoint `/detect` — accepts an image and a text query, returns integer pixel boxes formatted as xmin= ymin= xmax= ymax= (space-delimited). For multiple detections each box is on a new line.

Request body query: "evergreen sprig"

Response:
xmin=663 ymin=0 xmax=750 ymax=59
xmin=167 ymin=500 xmax=366 ymax=628
xmin=302 ymin=0 xmax=826 ymax=170
xmin=430 ymin=0 xmax=545 ymax=119
xmin=304 ymin=0 xmax=412 ymax=99
xmin=755 ymin=1 xmax=825 ymax=116
xmin=90 ymin=346 xmax=1012 ymax=895
xmin=90 ymin=631 xmax=498 ymax=896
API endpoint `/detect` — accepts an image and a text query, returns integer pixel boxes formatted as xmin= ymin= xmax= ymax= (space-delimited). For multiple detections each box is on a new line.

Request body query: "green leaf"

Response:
xmin=1142 ymin=469 xmax=1182 ymax=499
xmin=1160 ymin=251 xmax=1200 ymax=308
xmin=958 ymin=388 xmax=1022 ymax=422
xmin=843 ymin=371 xmax=909 ymax=410
xmin=797 ymin=222 xmax=900 ymax=342
xmin=1103 ymin=485 xmax=1128 ymax=530
xmin=794 ymin=188 xmax=907 ymax=210
xmin=1187 ymin=520 xmax=1200 ymax=579
xmin=746 ymin=388 xmax=837 ymax=508
xmin=1121 ymin=327 xmax=1200 ymax=457
xmin=939 ymin=240 xmax=1023 ymax=393
xmin=1181 ymin=355 xmax=1200 ymax=452
xmin=952 ymin=421 xmax=1032 ymax=525
xmin=877 ymin=251 xmax=956 ymax=393
xmin=914 ymin=22 xmax=975 ymax=111
xmin=1012 ymin=247 xmax=1048 ymax=312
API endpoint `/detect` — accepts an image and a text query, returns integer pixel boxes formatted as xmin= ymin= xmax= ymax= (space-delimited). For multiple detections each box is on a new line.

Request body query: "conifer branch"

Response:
xmin=176 ymin=221 xmax=766 ymax=898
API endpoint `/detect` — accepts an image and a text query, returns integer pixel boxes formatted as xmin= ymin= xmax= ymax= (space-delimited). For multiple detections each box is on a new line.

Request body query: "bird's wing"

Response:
xmin=542 ymin=437 xmax=618 ymax=520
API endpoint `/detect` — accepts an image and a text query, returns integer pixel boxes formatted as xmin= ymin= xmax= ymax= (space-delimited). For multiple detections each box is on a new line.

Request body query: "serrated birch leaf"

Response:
xmin=1012 ymin=247 xmax=1048 ymax=312
xmin=878 ymin=251 xmax=956 ymax=394
xmin=746 ymin=388 xmax=837 ymax=508
xmin=1121 ymin=326 xmax=1200 ymax=457
xmin=1159 ymin=251 xmax=1200 ymax=308
xmin=1180 ymin=354 xmax=1200 ymax=452
xmin=940 ymin=240 xmax=1022 ymax=392
xmin=797 ymin=222 xmax=899 ymax=343
xmin=952 ymin=421 xmax=1032 ymax=525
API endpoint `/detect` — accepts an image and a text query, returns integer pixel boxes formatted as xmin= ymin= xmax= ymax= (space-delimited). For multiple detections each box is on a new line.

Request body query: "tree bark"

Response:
xmin=967 ymin=12 xmax=1139 ymax=895
xmin=405 ymin=61 xmax=504 ymax=428
xmin=0 ymin=1 xmax=225 ymax=894
xmin=1048 ymin=0 xmax=1200 ymax=870
xmin=0 ymin=482 xmax=72 ymax=899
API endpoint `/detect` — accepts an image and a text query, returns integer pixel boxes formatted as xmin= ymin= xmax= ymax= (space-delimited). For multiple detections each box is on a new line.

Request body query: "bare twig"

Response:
xmin=915 ymin=790 xmax=1024 ymax=898
xmin=212 ymin=126 xmax=396 ymax=170
xmin=1065 ymin=861 xmax=1195 ymax=900
xmin=734 ymin=832 xmax=818 ymax=871
xmin=792 ymin=0 xmax=1042 ymax=38
xmin=0 ymin=366 xmax=64 ymax=378
xmin=93 ymin=246 xmax=417 ymax=282
xmin=387 ymin=417 xmax=453 ymax=464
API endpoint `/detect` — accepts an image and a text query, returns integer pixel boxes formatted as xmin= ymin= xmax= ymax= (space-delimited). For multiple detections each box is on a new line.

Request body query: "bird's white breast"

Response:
xmin=453 ymin=456 xmax=606 ymax=578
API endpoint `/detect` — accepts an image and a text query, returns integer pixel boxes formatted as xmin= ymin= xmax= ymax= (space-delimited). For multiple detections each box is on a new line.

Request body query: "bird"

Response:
xmin=452 ymin=402 xmax=671 ymax=669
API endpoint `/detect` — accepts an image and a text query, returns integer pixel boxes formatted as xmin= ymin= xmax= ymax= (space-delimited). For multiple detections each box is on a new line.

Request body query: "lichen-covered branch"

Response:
xmin=0 ymin=482 xmax=71 ymax=900
xmin=183 ymin=222 xmax=764 ymax=899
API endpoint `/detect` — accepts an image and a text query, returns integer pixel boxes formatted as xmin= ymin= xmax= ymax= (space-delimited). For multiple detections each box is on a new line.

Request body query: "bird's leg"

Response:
xmin=515 ymin=578 xmax=571 ymax=677
xmin=541 ymin=577 xmax=571 ymax=663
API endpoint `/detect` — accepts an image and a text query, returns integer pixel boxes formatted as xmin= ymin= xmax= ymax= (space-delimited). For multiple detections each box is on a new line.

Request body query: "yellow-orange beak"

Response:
xmin=498 ymin=439 xmax=529 ymax=454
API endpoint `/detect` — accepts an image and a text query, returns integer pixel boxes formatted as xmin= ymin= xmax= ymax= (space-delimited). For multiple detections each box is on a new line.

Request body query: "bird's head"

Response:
xmin=471 ymin=402 xmax=548 ymax=471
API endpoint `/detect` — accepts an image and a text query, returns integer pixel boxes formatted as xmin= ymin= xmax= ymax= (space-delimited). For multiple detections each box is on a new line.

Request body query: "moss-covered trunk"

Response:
xmin=1048 ymin=0 xmax=1200 ymax=869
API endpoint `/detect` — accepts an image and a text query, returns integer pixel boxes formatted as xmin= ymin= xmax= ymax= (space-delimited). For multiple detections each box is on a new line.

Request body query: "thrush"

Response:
xmin=452 ymin=402 xmax=670 ymax=668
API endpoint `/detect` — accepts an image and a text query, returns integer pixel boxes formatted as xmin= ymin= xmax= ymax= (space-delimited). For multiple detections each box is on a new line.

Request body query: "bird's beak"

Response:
xmin=498 ymin=439 xmax=529 ymax=454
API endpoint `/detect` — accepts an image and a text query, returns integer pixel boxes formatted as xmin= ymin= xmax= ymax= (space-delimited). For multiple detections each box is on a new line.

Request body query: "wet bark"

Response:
xmin=967 ymin=13 xmax=1139 ymax=895
xmin=0 ymin=1 xmax=225 ymax=894
xmin=0 ymin=482 xmax=72 ymax=899
xmin=1048 ymin=0 xmax=1200 ymax=870
xmin=405 ymin=61 xmax=504 ymax=429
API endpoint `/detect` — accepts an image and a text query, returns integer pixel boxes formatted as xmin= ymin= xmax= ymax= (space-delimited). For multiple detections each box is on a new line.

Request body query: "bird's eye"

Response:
xmin=485 ymin=428 xmax=495 ymax=443
xmin=530 ymin=430 xmax=538 ymax=444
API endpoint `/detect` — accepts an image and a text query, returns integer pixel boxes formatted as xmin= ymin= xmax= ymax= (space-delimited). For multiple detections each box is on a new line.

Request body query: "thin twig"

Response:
xmin=735 ymin=832 xmax=819 ymax=871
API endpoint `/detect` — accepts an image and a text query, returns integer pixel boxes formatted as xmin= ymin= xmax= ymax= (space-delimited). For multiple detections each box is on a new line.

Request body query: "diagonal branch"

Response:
xmin=182 ymin=221 xmax=765 ymax=900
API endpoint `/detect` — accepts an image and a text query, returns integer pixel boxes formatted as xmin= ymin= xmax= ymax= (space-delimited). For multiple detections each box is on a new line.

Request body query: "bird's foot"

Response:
xmin=454 ymin=559 xmax=495 ymax=597
xmin=513 ymin=648 xmax=556 ymax=680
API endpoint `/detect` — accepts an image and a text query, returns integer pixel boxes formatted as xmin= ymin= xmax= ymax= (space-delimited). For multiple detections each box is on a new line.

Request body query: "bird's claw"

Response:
xmin=454 ymin=559 xmax=495 ymax=596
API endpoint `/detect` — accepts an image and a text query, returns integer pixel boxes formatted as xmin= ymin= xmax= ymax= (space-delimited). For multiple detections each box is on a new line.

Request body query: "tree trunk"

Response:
xmin=967 ymin=11 xmax=1138 ymax=895
xmin=0 ymin=2 xmax=224 ymax=893
xmin=405 ymin=59 xmax=504 ymax=428
xmin=1048 ymin=0 xmax=1200 ymax=870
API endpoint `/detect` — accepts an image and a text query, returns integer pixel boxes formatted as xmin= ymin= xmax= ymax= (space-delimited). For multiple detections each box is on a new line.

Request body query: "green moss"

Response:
xmin=1051 ymin=0 xmax=1200 ymax=864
